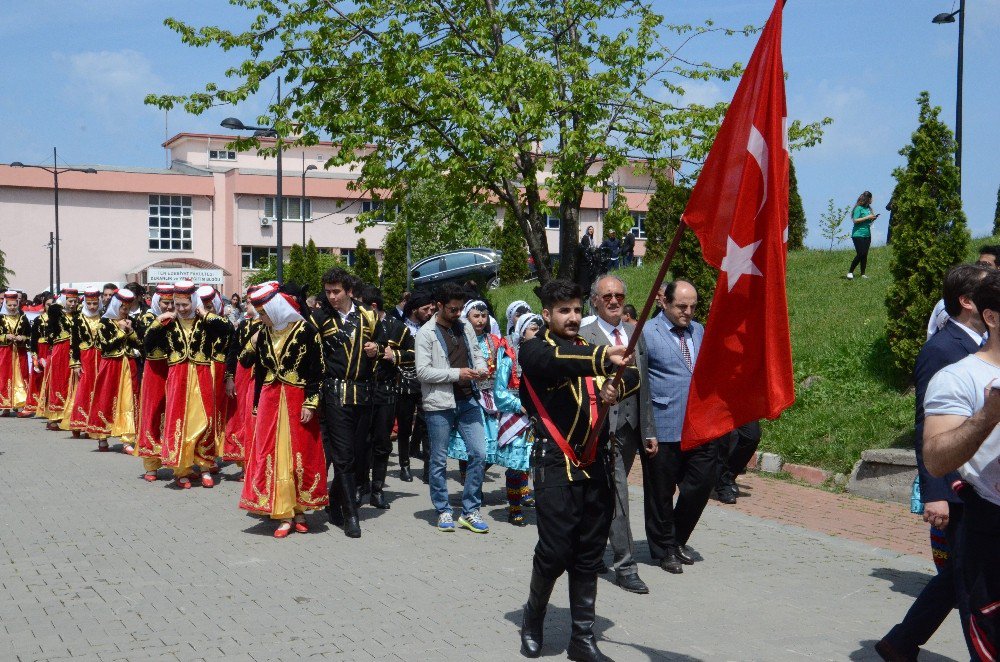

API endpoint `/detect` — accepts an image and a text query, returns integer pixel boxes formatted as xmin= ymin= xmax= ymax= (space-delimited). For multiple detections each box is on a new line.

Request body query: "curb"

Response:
xmin=746 ymin=451 xmax=834 ymax=486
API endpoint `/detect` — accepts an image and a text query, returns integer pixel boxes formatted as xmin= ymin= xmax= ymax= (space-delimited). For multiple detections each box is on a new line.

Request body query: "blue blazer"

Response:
xmin=914 ymin=319 xmax=979 ymax=504
xmin=640 ymin=315 xmax=704 ymax=443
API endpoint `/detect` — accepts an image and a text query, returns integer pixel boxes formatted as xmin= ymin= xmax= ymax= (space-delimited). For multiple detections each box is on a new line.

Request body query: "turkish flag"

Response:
xmin=680 ymin=0 xmax=794 ymax=449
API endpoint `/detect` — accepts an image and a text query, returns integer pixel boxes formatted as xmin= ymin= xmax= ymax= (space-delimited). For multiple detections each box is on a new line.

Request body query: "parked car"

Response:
xmin=410 ymin=248 xmax=502 ymax=291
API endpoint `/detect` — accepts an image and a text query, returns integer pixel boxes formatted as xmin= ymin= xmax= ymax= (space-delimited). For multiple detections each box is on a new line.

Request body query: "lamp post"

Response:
xmin=10 ymin=147 xmax=97 ymax=289
xmin=933 ymin=1 xmax=965 ymax=190
xmin=301 ymin=160 xmax=317 ymax=247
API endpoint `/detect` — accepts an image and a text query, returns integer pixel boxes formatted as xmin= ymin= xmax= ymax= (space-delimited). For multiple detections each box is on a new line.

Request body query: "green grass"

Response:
xmin=488 ymin=246 xmax=914 ymax=475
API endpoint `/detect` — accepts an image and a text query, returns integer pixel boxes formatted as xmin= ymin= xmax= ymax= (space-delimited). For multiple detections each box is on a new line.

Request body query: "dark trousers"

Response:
xmin=321 ymin=382 xmax=373 ymax=507
xmin=716 ymin=421 xmax=761 ymax=488
xmin=884 ymin=502 xmax=969 ymax=656
xmin=959 ymin=488 xmax=1000 ymax=661
xmin=849 ymin=236 xmax=871 ymax=274
xmin=395 ymin=391 xmax=426 ymax=465
xmin=361 ymin=400 xmax=395 ymax=486
xmin=641 ymin=439 xmax=719 ymax=559
xmin=533 ymin=472 xmax=614 ymax=580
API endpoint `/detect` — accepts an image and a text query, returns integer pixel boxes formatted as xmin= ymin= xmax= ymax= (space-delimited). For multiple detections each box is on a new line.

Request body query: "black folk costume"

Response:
xmin=517 ymin=327 xmax=639 ymax=661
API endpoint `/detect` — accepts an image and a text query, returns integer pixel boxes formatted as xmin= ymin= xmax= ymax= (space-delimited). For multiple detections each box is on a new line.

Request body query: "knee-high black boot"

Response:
xmin=566 ymin=573 xmax=613 ymax=662
xmin=326 ymin=474 xmax=345 ymax=526
xmin=340 ymin=474 xmax=362 ymax=538
xmin=520 ymin=568 xmax=557 ymax=658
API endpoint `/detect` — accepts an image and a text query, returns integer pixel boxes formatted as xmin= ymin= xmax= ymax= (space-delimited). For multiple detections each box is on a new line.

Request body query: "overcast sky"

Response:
xmin=2 ymin=0 xmax=997 ymax=248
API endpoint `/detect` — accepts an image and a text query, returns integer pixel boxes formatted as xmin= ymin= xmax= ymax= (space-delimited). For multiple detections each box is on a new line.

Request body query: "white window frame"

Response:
xmin=241 ymin=246 xmax=278 ymax=270
xmin=545 ymin=212 xmax=561 ymax=230
xmin=209 ymin=150 xmax=237 ymax=161
xmin=148 ymin=195 xmax=193 ymax=252
xmin=264 ymin=197 xmax=312 ymax=222
xmin=362 ymin=200 xmax=392 ymax=224
xmin=630 ymin=211 xmax=646 ymax=239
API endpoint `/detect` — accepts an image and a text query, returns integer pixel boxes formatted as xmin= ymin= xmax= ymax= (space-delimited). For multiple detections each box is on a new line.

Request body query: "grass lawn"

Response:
xmin=488 ymin=245 xmax=916 ymax=475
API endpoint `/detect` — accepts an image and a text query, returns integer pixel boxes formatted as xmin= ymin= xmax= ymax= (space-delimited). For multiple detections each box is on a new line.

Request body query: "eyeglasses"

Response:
xmin=444 ymin=305 xmax=463 ymax=313
xmin=601 ymin=293 xmax=625 ymax=303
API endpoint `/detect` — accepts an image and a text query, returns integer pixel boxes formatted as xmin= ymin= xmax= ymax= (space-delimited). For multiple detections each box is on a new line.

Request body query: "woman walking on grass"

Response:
xmin=847 ymin=191 xmax=879 ymax=280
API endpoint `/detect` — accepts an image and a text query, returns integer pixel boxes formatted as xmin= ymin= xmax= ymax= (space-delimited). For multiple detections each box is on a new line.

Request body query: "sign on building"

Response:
xmin=147 ymin=267 xmax=224 ymax=285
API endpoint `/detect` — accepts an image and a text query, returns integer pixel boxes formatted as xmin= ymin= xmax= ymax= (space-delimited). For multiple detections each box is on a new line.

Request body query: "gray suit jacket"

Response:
xmin=640 ymin=315 xmax=705 ymax=442
xmin=578 ymin=319 xmax=647 ymax=434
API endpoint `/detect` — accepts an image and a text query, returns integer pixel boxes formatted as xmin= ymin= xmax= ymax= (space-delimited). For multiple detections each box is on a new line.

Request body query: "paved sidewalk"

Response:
xmin=0 ymin=418 xmax=967 ymax=661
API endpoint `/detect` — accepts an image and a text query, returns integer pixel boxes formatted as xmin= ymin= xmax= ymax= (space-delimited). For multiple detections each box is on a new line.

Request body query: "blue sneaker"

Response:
xmin=458 ymin=510 xmax=489 ymax=534
xmin=437 ymin=512 xmax=455 ymax=532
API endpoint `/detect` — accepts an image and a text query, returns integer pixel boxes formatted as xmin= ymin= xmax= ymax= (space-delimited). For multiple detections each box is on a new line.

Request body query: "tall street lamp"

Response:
xmin=933 ymin=1 xmax=965 ymax=190
xmin=10 ymin=147 xmax=97 ymax=289
xmin=301 ymin=161 xmax=317 ymax=247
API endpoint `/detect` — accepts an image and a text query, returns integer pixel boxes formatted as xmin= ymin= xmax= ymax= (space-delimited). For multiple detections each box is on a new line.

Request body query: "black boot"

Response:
xmin=326 ymin=476 xmax=345 ymax=526
xmin=340 ymin=475 xmax=362 ymax=538
xmin=566 ymin=573 xmax=613 ymax=662
xmin=369 ymin=481 xmax=390 ymax=509
xmin=520 ymin=569 xmax=556 ymax=658
xmin=399 ymin=464 xmax=413 ymax=482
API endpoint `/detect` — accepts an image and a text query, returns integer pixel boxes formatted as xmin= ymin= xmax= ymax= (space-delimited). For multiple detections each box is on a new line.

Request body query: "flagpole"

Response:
xmin=584 ymin=219 xmax=687 ymax=451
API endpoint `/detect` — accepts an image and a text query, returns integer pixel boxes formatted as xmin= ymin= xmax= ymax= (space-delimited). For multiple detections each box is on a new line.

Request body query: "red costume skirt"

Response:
xmin=43 ymin=341 xmax=72 ymax=417
xmin=24 ymin=344 xmax=49 ymax=414
xmin=212 ymin=360 xmax=234 ymax=455
xmin=160 ymin=362 xmax=216 ymax=471
xmin=239 ymin=383 xmax=328 ymax=519
xmin=220 ymin=362 xmax=253 ymax=463
xmin=69 ymin=347 xmax=101 ymax=431
xmin=0 ymin=344 xmax=29 ymax=410
xmin=135 ymin=358 xmax=168 ymax=458
xmin=87 ymin=356 xmax=138 ymax=441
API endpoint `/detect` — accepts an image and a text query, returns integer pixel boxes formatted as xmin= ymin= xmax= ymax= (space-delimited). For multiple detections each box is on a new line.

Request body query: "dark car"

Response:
xmin=411 ymin=248 xmax=503 ymax=291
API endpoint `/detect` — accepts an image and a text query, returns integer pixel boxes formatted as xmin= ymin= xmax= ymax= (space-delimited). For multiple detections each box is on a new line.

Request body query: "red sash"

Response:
xmin=522 ymin=373 xmax=600 ymax=468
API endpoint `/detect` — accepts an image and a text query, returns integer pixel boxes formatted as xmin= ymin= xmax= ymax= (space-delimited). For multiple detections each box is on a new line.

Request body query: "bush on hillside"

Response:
xmin=885 ymin=92 xmax=968 ymax=375
xmin=354 ymin=238 xmax=379 ymax=288
xmin=490 ymin=208 xmax=529 ymax=285
xmin=788 ymin=158 xmax=807 ymax=250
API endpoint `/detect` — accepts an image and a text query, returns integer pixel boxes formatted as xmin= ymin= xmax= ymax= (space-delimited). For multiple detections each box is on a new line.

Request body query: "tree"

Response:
xmin=490 ymin=208 xmax=530 ymax=285
xmin=885 ymin=92 xmax=968 ymax=375
xmin=0 ymin=245 xmax=13 ymax=292
xmin=148 ymin=1 xmax=829 ymax=286
xmin=283 ymin=243 xmax=306 ymax=289
xmin=353 ymin=238 xmax=379 ymax=287
xmin=819 ymin=199 xmax=851 ymax=251
xmin=994 ymin=184 xmax=1000 ymax=237
xmin=246 ymin=242 xmax=345 ymax=298
xmin=787 ymin=158 xmax=807 ymax=250
xmin=602 ymin=188 xmax=634 ymax=239
xmin=643 ymin=179 xmax=716 ymax=319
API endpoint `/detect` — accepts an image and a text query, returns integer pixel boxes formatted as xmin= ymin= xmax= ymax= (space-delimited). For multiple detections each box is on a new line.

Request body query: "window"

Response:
xmin=148 ymin=195 xmax=193 ymax=251
xmin=362 ymin=200 xmax=390 ymax=223
xmin=545 ymin=211 xmax=561 ymax=230
xmin=443 ymin=253 xmax=476 ymax=270
xmin=241 ymin=246 xmax=278 ymax=269
xmin=209 ymin=150 xmax=236 ymax=161
xmin=630 ymin=211 xmax=646 ymax=239
xmin=341 ymin=249 xmax=355 ymax=267
xmin=412 ymin=258 xmax=443 ymax=278
xmin=264 ymin=197 xmax=311 ymax=221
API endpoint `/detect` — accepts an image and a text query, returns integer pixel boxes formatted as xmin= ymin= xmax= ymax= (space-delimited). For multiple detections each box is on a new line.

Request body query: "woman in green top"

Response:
xmin=847 ymin=191 xmax=878 ymax=280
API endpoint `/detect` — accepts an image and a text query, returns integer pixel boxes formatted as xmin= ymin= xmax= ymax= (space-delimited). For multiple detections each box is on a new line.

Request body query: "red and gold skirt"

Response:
xmin=68 ymin=347 xmax=100 ymax=431
xmin=212 ymin=360 xmax=234 ymax=455
xmin=0 ymin=345 xmax=29 ymax=410
xmin=239 ymin=382 xmax=328 ymax=519
xmin=220 ymin=362 xmax=253 ymax=463
xmin=43 ymin=341 xmax=72 ymax=417
xmin=160 ymin=362 xmax=216 ymax=471
xmin=24 ymin=344 xmax=50 ymax=414
xmin=86 ymin=356 xmax=138 ymax=442
xmin=135 ymin=358 xmax=168 ymax=458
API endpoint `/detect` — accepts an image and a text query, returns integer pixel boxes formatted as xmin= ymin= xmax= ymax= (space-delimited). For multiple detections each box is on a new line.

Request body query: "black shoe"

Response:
xmin=715 ymin=487 xmax=737 ymax=504
xmin=344 ymin=515 xmax=362 ymax=538
xmin=874 ymin=638 xmax=919 ymax=662
xmin=422 ymin=465 xmax=429 ymax=484
xmin=675 ymin=546 xmax=695 ymax=565
xmin=566 ymin=573 xmax=614 ymax=662
xmin=659 ymin=553 xmax=683 ymax=574
xmin=399 ymin=465 xmax=413 ymax=482
xmin=596 ymin=561 xmax=610 ymax=574
xmin=369 ymin=484 xmax=390 ymax=510
xmin=615 ymin=573 xmax=649 ymax=595
xmin=325 ymin=504 xmax=344 ymax=527
xmin=520 ymin=569 xmax=556 ymax=658
xmin=353 ymin=485 xmax=364 ymax=508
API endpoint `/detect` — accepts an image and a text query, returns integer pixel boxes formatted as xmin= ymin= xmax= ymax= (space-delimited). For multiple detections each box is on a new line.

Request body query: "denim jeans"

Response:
xmin=425 ymin=397 xmax=486 ymax=516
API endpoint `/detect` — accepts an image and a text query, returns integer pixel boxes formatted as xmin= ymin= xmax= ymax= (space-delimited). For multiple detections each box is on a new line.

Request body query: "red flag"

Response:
xmin=680 ymin=0 xmax=794 ymax=449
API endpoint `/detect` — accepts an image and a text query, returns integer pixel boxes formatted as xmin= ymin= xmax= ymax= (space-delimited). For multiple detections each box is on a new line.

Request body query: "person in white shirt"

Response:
xmin=923 ymin=270 xmax=1000 ymax=659
xmin=926 ymin=245 xmax=1000 ymax=340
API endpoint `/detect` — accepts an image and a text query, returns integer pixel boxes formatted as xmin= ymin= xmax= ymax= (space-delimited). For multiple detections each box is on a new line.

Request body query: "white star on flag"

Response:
xmin=721 ymin=236 xmax=763 ymax=292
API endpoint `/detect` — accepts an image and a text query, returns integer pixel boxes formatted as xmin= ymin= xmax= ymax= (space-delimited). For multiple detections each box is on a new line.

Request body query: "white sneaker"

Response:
xmin=846 ymin=273 xmax=854 ymax=280
xmin=861 ymin=274 xmax=869 ymax=279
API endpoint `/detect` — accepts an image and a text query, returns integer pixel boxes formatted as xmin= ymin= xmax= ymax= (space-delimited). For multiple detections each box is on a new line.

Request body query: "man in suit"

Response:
xmin=579 ymin=274 xmax=656 ymax=595
xmin=877 ymin=263 xmax=988 ymax=661
xmin=640 ymin=280 xmax=720 ymax=574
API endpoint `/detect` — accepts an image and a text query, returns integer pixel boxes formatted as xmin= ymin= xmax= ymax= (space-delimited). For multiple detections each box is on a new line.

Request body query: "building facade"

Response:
xmin=0 ymin=133 xmax=655 ymax=296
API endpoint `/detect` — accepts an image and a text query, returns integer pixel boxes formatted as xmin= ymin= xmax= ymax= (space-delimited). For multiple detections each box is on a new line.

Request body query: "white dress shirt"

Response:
xmin=595 ymin=316 xmax=628 ymax=346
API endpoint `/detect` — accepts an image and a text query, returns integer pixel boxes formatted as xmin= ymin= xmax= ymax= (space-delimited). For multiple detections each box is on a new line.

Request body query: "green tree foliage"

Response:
xmin=283 ymin=243 xmax=306 ymax=289
xmin=353 ymin=238 xmax=379 ymax=288
xmin=380 ymin=224 xmax=409 ymax=307
xmin=490 ymin=208 xmax=530 ymax=285
xmin=819 ymin=199 xmax=851 ymax=251
xmin=147 ymin=1 xmax=828 ymax=286
xmin=602 ymin=189 xmax=634 ymax=239
xmin=246 ymin=241 xmax=345 ymax=298
xmin=0 ymin=244 xmax=13 ymax=291
xmin=993 ymin=184 xmax=1000 ymax=237
xmin=787 ymin=158 xmax=807 ymax=250
xmin=885 ymin=92 xmax=969 ymax=376
xmin=643 ymin=180 xmax=716 ymax=319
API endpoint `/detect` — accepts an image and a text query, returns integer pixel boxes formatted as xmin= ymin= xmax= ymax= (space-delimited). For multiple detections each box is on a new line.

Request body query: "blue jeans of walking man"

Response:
xmin=425 ymin=396 xmax=486 ymax=515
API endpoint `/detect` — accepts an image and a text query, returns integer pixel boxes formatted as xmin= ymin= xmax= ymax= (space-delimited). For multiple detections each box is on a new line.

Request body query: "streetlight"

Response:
xmin=301 ymin=162 xmax=317 ymax=247
xmin=933 ymin=1 xmax=965 ymax=190
xmin=10 ymin=147 xmax=97 ymax=289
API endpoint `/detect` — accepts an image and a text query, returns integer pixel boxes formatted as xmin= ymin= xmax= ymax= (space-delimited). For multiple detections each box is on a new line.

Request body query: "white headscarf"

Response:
xmin=102 ymin=290 xmax=135 ymax=320
xmin=461 ymin=299 xmax=489 ymax=322
xmin=150 ymin=294 xmax=163 ymax=316
xmin=513 ymin=313 xmax=543 ymax=349
xmin=81 ymin=290 xmax=101 ymax=318
xmin=174 ymin=281 xmax=198 ymax=319
xmin=505 ymin=299 xmax=532 ymax=335
xmin=257 ymin=290 xmax=303 ymax=331
xmin=2 ymin=292 xmax=20 ymax=316
xmin=196 ymin=285 xmax=217 ymax=315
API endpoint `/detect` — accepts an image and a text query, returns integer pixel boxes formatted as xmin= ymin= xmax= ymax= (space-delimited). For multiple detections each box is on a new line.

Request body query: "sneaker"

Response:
xmin=846 ymin=273 xmax=854 ymax=280
xmin=458 ymin=510 xmax=490 ymax=534
xmin=437 ymin=512 xmax=455 ymax=532
xmin=861 ymin=274 xmax=869 ymax=279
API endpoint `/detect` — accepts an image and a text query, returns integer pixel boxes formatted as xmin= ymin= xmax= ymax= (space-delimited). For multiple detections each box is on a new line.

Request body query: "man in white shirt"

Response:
xmin=924 ymin=270 xmax=1000 ymax=659
xmin=926 ymin=245 xmax=1000 ymax=340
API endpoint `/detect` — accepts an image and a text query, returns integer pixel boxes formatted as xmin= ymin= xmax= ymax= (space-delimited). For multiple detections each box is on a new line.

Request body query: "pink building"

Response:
xmin=0 ymin=133 xmax=654 ymax=296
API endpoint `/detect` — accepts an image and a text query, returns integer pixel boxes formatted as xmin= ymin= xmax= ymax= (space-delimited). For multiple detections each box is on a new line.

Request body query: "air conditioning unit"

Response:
xmin=260 ymin=217 xmax=274 ymax=227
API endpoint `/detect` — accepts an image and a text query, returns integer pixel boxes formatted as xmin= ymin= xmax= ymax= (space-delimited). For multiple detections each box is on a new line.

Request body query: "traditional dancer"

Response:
xmin=144 ymin=281 xmax=230 ymax=489
xmin=86 ymin=289 xmax=140 ymax=452
xmin=493 ymin=313 xmax=541 ymax=526
xmin=239 ymin=284 xmax=328 ymax=538
xmin=222 ymin=286 xmax=263 ymax=477
xmin=0 ymin=291 xmax=31 ymax=416
xmin=42 ymin=289 xmax=80 ymax=430
xmin=134 ymin=285 xmax=174 ymax=481
xmin=22 ymin=297 xmax=52 ymax=418
xmin=67 ymin=290 xmax=103 ymax=438
xmin=198 ymin=286 xmax=234 ymax=465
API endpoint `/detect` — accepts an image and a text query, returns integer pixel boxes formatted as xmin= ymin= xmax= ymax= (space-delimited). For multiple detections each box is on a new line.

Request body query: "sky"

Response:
xmin=1 ymin=0 xmax=998 ymax=248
